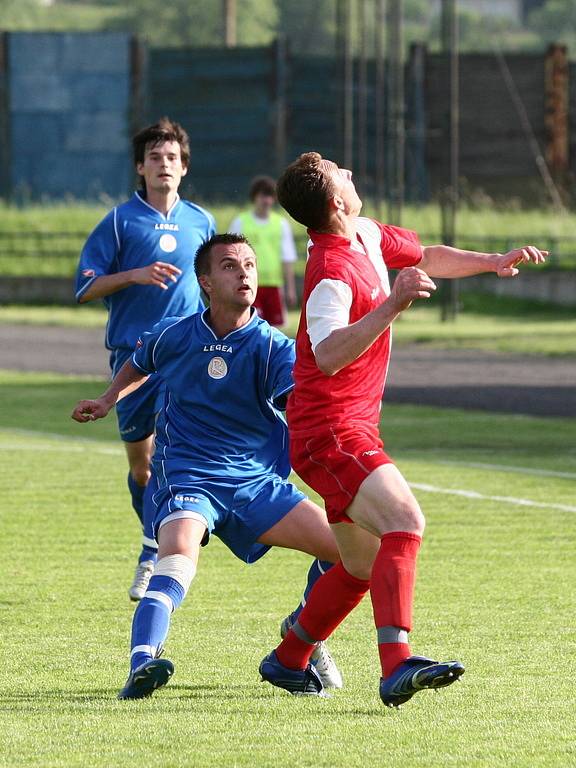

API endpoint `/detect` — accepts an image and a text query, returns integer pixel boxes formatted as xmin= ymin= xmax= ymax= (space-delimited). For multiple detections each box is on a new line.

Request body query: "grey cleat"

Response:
xmin=128 ymin=560 xmax=155 ymax=602
xmin=280 ymin=616 xmax=343 ymax=690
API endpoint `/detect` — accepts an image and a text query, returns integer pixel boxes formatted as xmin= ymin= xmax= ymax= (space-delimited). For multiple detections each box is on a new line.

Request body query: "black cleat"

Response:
xmin=259 ymin=651 xmax=325 ymax=696
xmin=118 ymin=658 xmax=174 ymax=700
xmin=379 ymin=655 xmax=465 ymax=708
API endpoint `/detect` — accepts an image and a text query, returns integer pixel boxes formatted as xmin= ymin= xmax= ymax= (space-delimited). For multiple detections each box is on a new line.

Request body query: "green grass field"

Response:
xmin=0 ymin=201 xmax=575 ymax=275
xmin=1 ymin=369 xmax=575 ymax=767
xmin=1 ymin=293 xmax=575 ymax=357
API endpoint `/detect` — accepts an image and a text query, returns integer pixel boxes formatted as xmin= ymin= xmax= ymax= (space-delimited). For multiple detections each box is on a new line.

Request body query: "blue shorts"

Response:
xmin=110 ymin=348 xmax=165 ymax=443
xmin=151 ymin=474 xmax=306 ymax=564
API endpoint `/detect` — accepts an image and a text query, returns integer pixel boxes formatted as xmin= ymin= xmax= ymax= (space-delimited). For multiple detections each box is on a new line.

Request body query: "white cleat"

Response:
xmin=280 ymin=616 xmax=343 ymax=690
xmin=310 ymin=640 xmax=343 ymax=690
xmin=128 ymin=560 xmax=155 ymax=602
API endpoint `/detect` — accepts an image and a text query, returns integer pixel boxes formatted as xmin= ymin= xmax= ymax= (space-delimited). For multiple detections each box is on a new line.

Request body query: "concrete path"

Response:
xmin=1 ymin=324 xmax=574 ymax=417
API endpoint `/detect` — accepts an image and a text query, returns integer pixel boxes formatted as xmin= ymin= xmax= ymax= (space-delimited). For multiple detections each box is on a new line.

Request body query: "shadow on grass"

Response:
xmin=0 ymin=683 xmax=272 ymax=709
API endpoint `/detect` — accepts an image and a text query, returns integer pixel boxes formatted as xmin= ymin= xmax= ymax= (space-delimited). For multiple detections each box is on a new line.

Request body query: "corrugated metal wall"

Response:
xmin=426 ymin=52 xmax=548 ymax=192
xmin=4 ymin=32 xmax=132 ymax=201
xmin=0 ymin=33 xmax=571 ymax=203
xmin=148 ymin=46 xmax=276 ymax=200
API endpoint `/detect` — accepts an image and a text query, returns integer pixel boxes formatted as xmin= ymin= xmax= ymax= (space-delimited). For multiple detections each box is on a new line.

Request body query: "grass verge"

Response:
xmin=0 ymin=371 xmax=575 ymax=767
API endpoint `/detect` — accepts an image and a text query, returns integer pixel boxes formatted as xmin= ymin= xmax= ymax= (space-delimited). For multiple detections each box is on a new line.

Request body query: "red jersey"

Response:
xmin=287 ymin=217 xmax=421 ymax=435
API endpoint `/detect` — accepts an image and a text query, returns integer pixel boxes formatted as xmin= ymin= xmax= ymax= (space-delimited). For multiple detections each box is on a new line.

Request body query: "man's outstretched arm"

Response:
xmin=71 ymin=360 xmax=149 ymax=423
xmin=419 ymin=244 xmax=548 ymax=279
xmin=79 ymin=262 xmax=182 ymax=303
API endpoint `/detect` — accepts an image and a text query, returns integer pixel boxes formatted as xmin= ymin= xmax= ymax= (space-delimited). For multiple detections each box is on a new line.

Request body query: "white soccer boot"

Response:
xmin=280 ymin=616 xmax=343 ymax=690
xmin=128 ymin=560 xmax=155 ymax=602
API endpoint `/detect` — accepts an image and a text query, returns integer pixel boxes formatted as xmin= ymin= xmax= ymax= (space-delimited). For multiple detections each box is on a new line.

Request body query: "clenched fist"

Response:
xmin=71 ymin=398 xmax=113 ymax=423
xmin=131 ymin=261 xmax=182 ymax=290
xmin=388 ymin=267 xmax=437 ymax=313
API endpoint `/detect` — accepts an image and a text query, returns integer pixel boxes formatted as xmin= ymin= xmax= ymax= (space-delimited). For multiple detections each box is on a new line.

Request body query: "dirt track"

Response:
xmin=1 ymin=324 xmax=574 ymax=417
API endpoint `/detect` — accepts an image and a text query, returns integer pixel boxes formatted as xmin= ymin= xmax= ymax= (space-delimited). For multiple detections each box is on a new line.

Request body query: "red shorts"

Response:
xmin=253 ymin=286 xmax=285 ymax=326
xmin=290 ymin=423 xmax=394 ymax=524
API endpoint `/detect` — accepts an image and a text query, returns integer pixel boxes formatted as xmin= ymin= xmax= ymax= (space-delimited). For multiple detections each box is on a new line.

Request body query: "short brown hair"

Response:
xmin=276 ymin=152 xmax=336 ymax=231
xmin=249 ymin=175 xmax=276 ymax=200
xmin=132 ymin=117 xmax=191 ymax=170
xmin=195 ymin=233 xmax=251 ymax=279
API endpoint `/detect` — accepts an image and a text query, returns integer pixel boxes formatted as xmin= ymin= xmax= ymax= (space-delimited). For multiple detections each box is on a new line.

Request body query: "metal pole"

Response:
xmin=357 ymin=0 xmax=369 ymax=197
xmin=375 ymin=0 xmax=386 ymax=220
xmin=223 ymin=0 xmax=237 ymax=48
xmin=440 ymin=0 xmax=459 ymax=321
xmin=273 ymin=36 xmax=288 ymax=175
xmin=343 ymin=0 xmax=354 ymax=169
xmin=386 ymin=0 xmax=404 ymax=225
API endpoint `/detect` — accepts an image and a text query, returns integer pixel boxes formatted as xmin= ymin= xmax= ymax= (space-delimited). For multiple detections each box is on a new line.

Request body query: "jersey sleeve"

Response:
xmin=280 ymin=218 xmax=298 ymax=263
xmin=265 ymin=329 xmax=296 ymax=409
xmin=131 ymin=316 xmax=182 ymax=375
xmin=306 ymin=278 xmax=353 ymax=353
xmin=206 ymin=211 xmax=217 ymax=238
xmin=375 ymin=221 xmax=422 ymax=270
xmin=75 ymin=209 xmax=120 ymax=302
xmin=228 ymin=216 xmax=242 ymax=234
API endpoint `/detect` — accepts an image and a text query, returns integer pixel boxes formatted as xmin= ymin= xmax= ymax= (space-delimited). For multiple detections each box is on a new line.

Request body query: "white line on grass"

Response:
xmin=1 ymin=427 xmax=574 ymax=513
xmin=0 ymin=427 xmax=122 ymax=455
xmin=2 ymin=443 xmax=123 ymax=456
xmin=436 ymin=460 xmax=576 ymax=480
xmin=410 ymin=482 xmax=576 ymax=514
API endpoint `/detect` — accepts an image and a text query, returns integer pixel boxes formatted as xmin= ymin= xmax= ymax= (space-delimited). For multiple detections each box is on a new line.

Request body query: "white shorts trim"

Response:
xmin=159 ymin=510 xmax=209 ymax=530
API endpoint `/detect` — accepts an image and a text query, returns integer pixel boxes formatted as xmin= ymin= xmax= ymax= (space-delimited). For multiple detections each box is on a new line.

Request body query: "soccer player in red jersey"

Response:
xmin=259 ymin=151 xmax=548 ymax=706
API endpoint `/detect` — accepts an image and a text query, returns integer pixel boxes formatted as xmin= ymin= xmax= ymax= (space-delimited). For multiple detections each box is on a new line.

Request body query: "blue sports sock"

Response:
xmin=138 ymin=545 xmax=158 ymax=564
xmin=138 ymin=472 xmax=159 ymax=564
xmin=130 ymin=574 xmax=185 ymax=671
xmin=127 ymin=472 xmax=145 ymax=524
xmin=290 ymin=559 xmax=334 ymax=623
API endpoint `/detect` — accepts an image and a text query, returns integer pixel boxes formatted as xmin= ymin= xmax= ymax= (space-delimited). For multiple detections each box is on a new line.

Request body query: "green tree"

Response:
xmin=277 ymin=0 xmax=336 ymax=55
xmin=125 ymin=0 xmax=277 ymax=47
xmin=0 ymin=0 xmax=44 ymax=29
xmin=527 ymin=0 xmax=576 ymax=48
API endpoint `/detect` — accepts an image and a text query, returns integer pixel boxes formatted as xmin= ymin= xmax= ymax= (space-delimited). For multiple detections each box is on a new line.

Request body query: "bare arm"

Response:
xmin=71 ymin=360 xmax=149 ymax=422
xmin=314 ymin=267 xmax=437 ymax=376
xmin=419 ymin=244 xmax=548 ymax=279
xmin=283 ymin=262 xmax=297 ymax=308
xmin=79 ymin=262 xmax=182 ymax=303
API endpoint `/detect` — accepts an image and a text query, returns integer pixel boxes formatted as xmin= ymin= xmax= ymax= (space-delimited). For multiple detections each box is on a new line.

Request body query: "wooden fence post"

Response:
xmin=544 ymin=43 xmax=569 ymax=180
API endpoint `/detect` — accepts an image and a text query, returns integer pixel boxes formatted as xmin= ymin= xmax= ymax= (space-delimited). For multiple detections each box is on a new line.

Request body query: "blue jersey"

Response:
xmin=75 ymin=191 xmax=215 ymax=351
xmin=131 ymin=310 xmax=295 ymax=483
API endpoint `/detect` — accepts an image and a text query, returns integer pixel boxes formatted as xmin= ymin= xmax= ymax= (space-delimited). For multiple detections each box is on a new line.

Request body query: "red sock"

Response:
xmin=276 ymin=562 xmax=370 ymax=670
xmin=370 ymin=531 xmax=422 ymax=678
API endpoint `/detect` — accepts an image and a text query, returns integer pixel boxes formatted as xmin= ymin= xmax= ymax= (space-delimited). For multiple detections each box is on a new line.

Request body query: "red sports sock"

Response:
xmin=276 ymin=561 xmax=370 ymax=670
xmin=370 ymin=531 xmax=422 ymax=678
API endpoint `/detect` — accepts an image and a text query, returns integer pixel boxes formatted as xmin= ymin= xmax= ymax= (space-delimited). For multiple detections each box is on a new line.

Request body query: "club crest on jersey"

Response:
xmin=159 ymin=233 xmax=177 ymax=253
xmin=207 ymin=356 xmax=228 ymax=379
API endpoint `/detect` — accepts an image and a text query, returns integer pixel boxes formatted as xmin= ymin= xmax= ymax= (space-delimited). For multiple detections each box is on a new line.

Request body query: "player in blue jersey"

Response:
xmin=72 ymin=233 xmax=350 ymax=699
xmin=75 ymin=118 xmax=215 ymax=601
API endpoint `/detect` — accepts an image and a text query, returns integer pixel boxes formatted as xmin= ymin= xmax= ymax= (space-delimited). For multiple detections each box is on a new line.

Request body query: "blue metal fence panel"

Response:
xmin=149 ymin=46 xmax=275 ymax=200
xmin=288 ymin=55 xmax=340 ymax=164
xmin=8 ymin=32 xmax=132 ymax=201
